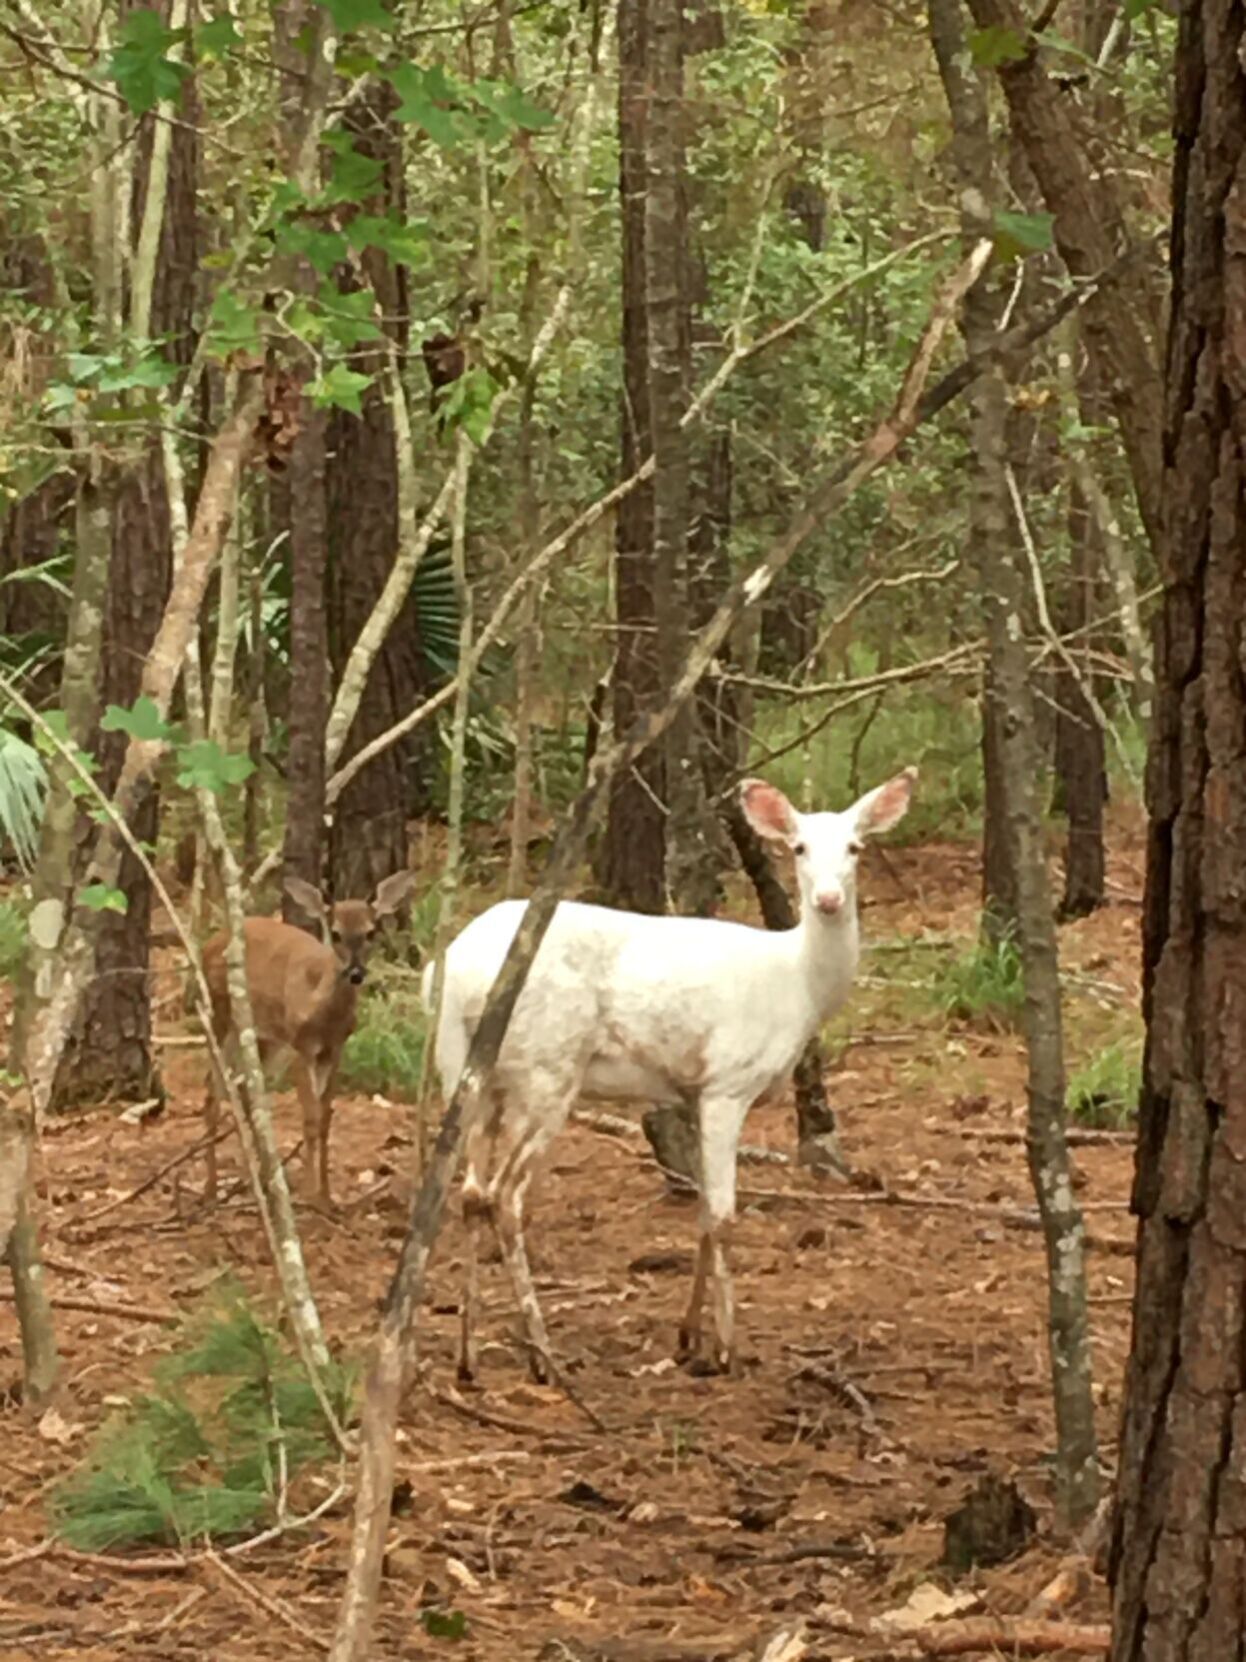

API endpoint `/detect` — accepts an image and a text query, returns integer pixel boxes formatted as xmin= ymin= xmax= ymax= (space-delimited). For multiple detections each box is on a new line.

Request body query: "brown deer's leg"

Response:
xmin=317 ymin=1063 xmax=338 ymax=1207
xmin=291 ymin=1055 xmax=324 ymax=1203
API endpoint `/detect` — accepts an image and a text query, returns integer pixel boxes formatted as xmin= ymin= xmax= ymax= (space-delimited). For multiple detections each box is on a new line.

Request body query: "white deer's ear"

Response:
xmin=852 ymin=767 xmax=917 ymax=837
xmin=284 ymin=877 xmax=326 ymax=920
xmin=740 ymin=779 xmax=800 ymax=844
xmin=372 ymin=868 xmax=416 ymax=917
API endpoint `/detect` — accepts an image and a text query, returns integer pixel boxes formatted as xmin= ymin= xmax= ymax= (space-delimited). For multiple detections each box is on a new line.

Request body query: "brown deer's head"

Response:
xmin=285 ymin=870 xmax=417 ymax=988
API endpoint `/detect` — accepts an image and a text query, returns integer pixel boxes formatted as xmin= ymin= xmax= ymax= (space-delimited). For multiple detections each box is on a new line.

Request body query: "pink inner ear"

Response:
xmin=862 ymin=771 xmax=914 ymax=831
xmin=741 ymin=780 xmax=797 ymax=840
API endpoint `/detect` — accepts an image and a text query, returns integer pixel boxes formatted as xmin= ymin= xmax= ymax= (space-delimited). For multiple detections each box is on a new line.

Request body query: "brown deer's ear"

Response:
xmin=284 ymin=877 xmax=327 ymax=920
xmin=372 ymin=869 xmax=417 ymax=918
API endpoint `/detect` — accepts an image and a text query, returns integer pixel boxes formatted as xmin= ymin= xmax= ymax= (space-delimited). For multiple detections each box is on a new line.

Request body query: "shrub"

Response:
xmin=1067 ymin=1041 xmax=1141 ymax=1130
xmin=52 ymin=1285 xmax=353 ymax=1552
xmin=933 ymin=930 xmax=1026 ymax=1033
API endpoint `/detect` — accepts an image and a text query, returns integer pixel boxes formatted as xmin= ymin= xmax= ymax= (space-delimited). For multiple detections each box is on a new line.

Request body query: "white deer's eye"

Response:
xmin=847 ymin=839 xmax=864 ymax=856
xmin=791 ymin=840 xmax=807 ymax=857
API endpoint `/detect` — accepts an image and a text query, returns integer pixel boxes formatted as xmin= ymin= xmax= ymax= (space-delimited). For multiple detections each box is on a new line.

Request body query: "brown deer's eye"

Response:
xmin=792 ymin=841 xmax=807 ymax=857
xmin=847 ymin=840 xmax=864 ymax=856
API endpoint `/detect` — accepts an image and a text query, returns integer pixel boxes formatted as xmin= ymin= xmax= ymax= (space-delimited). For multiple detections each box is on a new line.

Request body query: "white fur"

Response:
xmin=424 ymin=767 xmax=915 ymax=1378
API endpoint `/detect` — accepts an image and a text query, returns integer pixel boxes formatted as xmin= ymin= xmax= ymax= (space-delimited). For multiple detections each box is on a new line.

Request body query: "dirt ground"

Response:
xmin=0 ymin=813 xmax=1146 ymax=1661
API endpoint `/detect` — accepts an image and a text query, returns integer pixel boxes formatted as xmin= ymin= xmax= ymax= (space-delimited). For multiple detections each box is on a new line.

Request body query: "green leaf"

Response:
xmin=103 ymin=8 xmax=190 ymax=113
xmin=100 ymin=696 xmax=174 ymax=743
xmin=992 ymin=208 xmax=1055 ymax=259
xmin=97 ymin=354 xmax=180 ymax=392
xmin=205 ymin=290 xmax=264 ymax=358
xmin=316 ymin=286 xmax=384 ymax=349
xmin=320 ymin=133 xmax=385 ymax=206
xmin=80 ymin=883 xmax=129 ymax=916
xmin=196 ymin=13 xmax=242 ymax=56
xmin=346 ymin=214 xmax=430 ymax=266
xmin=275 ymin=221 xmax=350 ymax=276
xmin=967 ymin=24 xmax=1027 ymax=65
xmin=316 ymin=0 xmax=395 ymax=33
xmin=67 ymin=353 xmax=106 ymax=383
xmin=388 ymin=63 xmax=469 ymax=147
xmin=470 ymin=78 xmax=555 ymax=132
xmin=309 ymin=364 xmax=374 ymax=414
xmin=420 ymin=1609 xmax=467 ymax=1641
xmin=439 ymin=367 xmax=500 ymax=444
xmin=175 ymin=740 xmax=256 ymax=794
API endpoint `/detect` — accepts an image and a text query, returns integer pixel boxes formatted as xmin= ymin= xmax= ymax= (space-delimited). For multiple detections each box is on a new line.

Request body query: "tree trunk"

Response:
xmin=598 ymin=0 xmax=665 ymax=914
xmin=963 ymin=0 xmax=1163 ymax=550
xmin=981 ymin=664 xmax=1020 ymax=941
xmin=281 ymin=408 xmax=330 ymax=916
xmin=929 ymin=0 xmax=1099 ymax=1529
xmin=52 ymin=63 xmax=198 ymax=1106
xmin=1108 ymin=8 xmax=1246 ymax=1653
xmin=323 ymin=88 xmax=427 ymax=901
xmin=1053 ymin=407 xmax=1107 ymax=920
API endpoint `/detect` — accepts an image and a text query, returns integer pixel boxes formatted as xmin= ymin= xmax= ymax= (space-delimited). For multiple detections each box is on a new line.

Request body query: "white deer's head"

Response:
xmin=740 ymin=768 xmax=916 ymax=919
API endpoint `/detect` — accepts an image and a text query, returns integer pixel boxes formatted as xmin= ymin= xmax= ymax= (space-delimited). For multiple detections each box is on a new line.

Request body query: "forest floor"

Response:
xmin=0 ymin=808 xmax=1147 ymax=1661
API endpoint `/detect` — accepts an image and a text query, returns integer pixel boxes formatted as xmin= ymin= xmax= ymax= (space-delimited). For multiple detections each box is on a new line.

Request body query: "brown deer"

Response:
xmin=200 ymin=870 xmax=417 ymax=1208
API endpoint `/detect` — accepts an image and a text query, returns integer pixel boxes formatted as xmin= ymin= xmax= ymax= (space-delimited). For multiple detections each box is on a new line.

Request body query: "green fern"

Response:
xmin=0 ymin=725 xmax=46 ymax=869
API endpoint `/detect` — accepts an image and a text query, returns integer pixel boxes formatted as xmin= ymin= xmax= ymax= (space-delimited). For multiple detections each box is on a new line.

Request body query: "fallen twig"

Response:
xmin=203 ymin=1548 xmax=329 ymax=1651
xmin=0 ymin=1289 xmax=178 ymax=1324
xmin=77 ymin=1126 xmax=235 ymax=1222
xmin=951 ymin=1126 xmax=1134 ymax=1147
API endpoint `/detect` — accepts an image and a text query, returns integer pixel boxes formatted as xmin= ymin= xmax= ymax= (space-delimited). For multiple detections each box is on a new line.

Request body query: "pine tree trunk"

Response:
xmin=929 ymin=0 xmax=1099 ymax=1528
xmin=53 ymin=52 xmax=198 ymax=1106
xmin=1053 ymin=442 xmax=1107 ymax=920
xmin=281 ymin=408 xmax=330 ymax=915
xmin=599 ymin=0 xmax=665 ymax=914
xmin=1108 ymin=8 xmax=1246 ymax=1651
xmin=325 ymin=85 xmax=428 ymax=900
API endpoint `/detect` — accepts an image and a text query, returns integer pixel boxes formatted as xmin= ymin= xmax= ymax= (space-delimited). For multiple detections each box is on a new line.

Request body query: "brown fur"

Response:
xmin=199 ymin=870 xmax=416 ymax=1208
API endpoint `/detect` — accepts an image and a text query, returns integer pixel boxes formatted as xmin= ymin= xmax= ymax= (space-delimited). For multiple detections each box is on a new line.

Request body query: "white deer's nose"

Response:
xmin=813 ymin=889 xmax=844 ymax=915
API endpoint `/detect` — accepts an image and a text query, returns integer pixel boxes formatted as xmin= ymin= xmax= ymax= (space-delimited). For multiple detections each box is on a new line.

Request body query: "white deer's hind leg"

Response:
xmin=457 ymin=1101 xmax=502 ymax=1383
xmin=691 ymin=1095 xmax=753 ymax=1375
xmin=493 ymin=1152 xmax=554 ymax=1383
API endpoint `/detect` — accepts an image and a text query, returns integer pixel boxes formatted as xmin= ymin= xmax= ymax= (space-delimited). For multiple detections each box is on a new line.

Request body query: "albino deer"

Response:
xmin=425 ymin=768 xmax=915 ymax=1382
xmin=201 ymin=870 xmax=416 ymax=1208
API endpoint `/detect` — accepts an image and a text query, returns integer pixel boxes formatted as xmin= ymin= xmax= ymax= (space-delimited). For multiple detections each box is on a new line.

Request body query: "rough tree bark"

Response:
xmin=1053 ymin=353 xmax=1107 ymax=920
xmin=53 ymin=16 xmax=198 ymax=1106
xmin=325 ymin=84 xmax=428 ymax=901
xmin=964 ymin=0 xmax=1164 ymax=549
xmin=598 ymin=0 xmax=666 ymax=913
xmin=929 ymin=0 xmax=1099 ymax=1528
xmin=281 ymin=408 xmax=330 ymax=915
xmin=1108 ymin=4 xmax=1246 ymax=1653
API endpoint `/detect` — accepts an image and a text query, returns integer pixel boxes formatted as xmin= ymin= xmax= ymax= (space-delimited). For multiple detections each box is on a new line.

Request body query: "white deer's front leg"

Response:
xmin=689 ymin=1096 xmax=752 ymax=1375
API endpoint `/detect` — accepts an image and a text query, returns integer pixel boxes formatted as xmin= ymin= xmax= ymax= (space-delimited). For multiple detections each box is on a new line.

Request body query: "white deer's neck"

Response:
xmin=795 ymin=897 xmax=861 ymax=1014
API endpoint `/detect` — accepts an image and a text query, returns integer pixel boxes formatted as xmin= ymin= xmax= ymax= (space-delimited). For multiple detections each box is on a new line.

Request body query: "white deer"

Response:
xmin=425 ymin=768 xmax=915 ymax=1380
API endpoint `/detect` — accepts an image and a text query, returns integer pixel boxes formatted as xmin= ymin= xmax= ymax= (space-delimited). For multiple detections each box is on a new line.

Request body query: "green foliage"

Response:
xmin=967 ymin=24 xmax=1028 ymax=65
xmin=0 ymin=898 xmax=29 ymax=980
xmin=933 ymin=930 xmax=1026 ymax=1032
xmin=421 ymin=1609 xmax=468 ymax=1640
xmin=316 ymin=0 xmax=395 ymax=32
xmin=339 ymin=980 xmax=427 ymax=1099
xmin=174 ymin=740 xmax=256 ymax=794
xmin=79 ymin=883 xmax=128 ymax=915
xmin=52 ymin=1285 xmax=354 ymax=1552
xmin=993 ymin=209 xmax=1055 ymax=260
xmin=101 ymin=696 xmax=176 ymax=744
xmin=1067 ymin=1041 xmax=1141 ymax=1129
xmin=0 ymin=727 xmax=46 ymax=869
xmin=103 ymin=9 xmax=191 ymax=113
xmin=309 ymin=363 xmax=374 ymax=415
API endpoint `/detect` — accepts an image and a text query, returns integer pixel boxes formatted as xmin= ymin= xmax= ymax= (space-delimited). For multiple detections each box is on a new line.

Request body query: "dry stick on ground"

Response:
xmin=0 ymin=1289 xmax=178 ymax=1323
xmin=77 ymin=1126 xmax=236 ymax=1221
xmin=328 ymin=238 xmax=1001 ymax=1662
xmin=202 ymin=1549 xmax=329 ymax=1653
